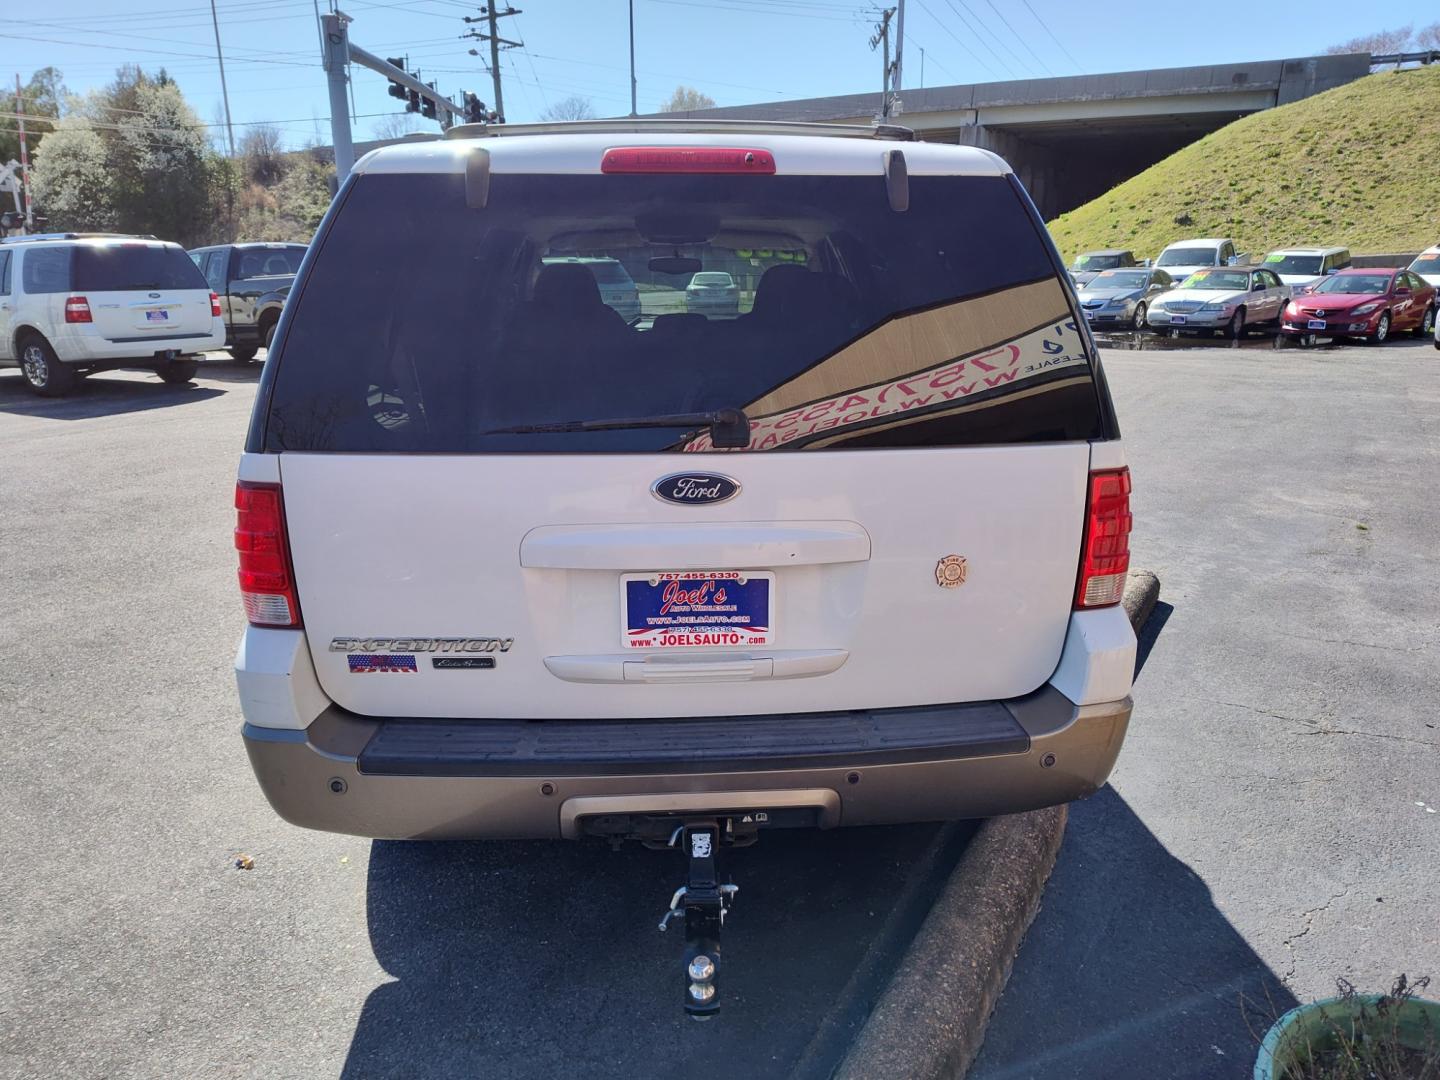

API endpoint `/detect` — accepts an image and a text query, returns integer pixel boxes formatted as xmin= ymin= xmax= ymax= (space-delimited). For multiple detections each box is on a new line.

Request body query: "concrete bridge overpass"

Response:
xmin=671 ymin=54 xmax=1374 ymax=220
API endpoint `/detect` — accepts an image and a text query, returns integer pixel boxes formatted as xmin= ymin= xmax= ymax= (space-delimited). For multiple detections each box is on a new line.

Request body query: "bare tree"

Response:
xmin=240 ymin=123 xmax=285 ymax=185
xmin=372 ymin=112 xmax=421 ymax=141
xmin=661 ymin=85 xmax=717 ymax=113
xmin=1326 ymin=25 xmax=1414 ymax=54
xmin=1417 ymin=22 xmax=1440 ymax=49
xmin=539 ymin=95 xmax=596 ymax=121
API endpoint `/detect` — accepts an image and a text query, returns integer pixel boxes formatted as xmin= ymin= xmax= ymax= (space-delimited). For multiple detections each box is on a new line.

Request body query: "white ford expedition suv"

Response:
xmin=236 ymin=120 xmax=1135 ymax=847
xmin=0 ymin=233 xmax=225 ymax=395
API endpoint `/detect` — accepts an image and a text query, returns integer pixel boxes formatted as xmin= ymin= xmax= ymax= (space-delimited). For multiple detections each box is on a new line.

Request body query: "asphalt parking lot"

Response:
xmin=3 ymin=334 xmax=1437 ymax=1079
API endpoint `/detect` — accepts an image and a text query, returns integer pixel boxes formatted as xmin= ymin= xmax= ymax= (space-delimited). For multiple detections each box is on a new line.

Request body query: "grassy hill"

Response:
xmin=1045 ymin=64 xmax=1440 ymax=261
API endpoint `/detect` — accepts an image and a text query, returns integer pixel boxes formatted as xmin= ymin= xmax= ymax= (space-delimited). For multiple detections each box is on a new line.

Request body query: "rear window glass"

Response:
xmin=261 ymin=171 xmax=1104 ymax=453
xmin=234 ymin=247 xmax=307 ymax=279
xmin=73 ymin=245 xmax=206 ymax=291
xmin=1156 ymin=247 xmax=1216 ymax=267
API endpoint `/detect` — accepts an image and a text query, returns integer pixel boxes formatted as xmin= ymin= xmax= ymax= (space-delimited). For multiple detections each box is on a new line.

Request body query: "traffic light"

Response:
xmin=385 ymin=57 xmax=408 ymax=103
xmin=463 ymin=91 xmax=488 ymax=125
xmin=420 ymin=83 xmax=438 ymax=121
xmin=406 ymin=88 xmax=420 ymax=114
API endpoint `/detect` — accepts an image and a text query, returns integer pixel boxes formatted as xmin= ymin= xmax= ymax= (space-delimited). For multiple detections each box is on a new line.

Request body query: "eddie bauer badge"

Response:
xmin=935 ymin=555 xmax=968 ymax=589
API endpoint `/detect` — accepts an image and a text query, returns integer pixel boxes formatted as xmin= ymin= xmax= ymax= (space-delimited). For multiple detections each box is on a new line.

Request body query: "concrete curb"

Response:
xmin=832 ymin=569 xmax=1161 ymax=1080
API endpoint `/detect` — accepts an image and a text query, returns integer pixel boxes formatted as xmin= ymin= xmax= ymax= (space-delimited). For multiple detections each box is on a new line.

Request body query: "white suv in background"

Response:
xmin=0 ymin=233 xmax=225 ymax=396
xmin=1153 ymin=237 xmax=1240 ymax=282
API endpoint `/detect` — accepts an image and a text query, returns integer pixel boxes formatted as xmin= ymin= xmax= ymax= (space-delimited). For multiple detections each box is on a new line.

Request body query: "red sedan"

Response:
xmin=1281 ymin=268 xmax=1437 ymax=344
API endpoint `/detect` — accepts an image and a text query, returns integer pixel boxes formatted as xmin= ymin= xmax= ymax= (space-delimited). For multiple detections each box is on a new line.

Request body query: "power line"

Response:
xmin=0 ymin=30 xmax=314 ymax=66
xmin=1015 ymin=0 xmax=1081 ymax=72
xmin=911 ymin=0 xmax=1001 ymax=79
xmin=981 ymin=0 xmax=1052 ymax=75
xmin=941 ymin=0 xmax=1022 ymax=77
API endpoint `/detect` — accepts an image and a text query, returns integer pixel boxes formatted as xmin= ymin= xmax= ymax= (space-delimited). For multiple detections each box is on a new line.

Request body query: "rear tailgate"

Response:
xmin=280 ymin=445 xmax=1089 ymax=719
xmin=73 ymin=242 xmax=215 ymax=342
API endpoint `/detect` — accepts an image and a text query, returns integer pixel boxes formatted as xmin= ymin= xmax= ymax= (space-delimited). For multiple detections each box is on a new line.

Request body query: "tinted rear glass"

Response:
xmin=1157 ymin=247 xmax=1217 ymax=267
xmin=234 ymin=246 xmax=307 ymax=279
xmin=261 ymin=171 xmax=1103 ymax=453
xmin=73 ymin=245 xmax=206 ymax=291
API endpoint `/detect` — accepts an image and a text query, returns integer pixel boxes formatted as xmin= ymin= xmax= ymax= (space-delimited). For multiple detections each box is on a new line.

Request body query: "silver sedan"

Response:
xmin=1146 ymin=266 xmax=1290 ymax=338
xmin=1076 ymin=268 xmax=1174 ymax=331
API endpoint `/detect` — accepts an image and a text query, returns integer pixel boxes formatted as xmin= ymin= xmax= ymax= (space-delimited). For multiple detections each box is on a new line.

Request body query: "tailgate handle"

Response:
xmin=624 ymin=658 xmax=774 ymax=682
xmin=521 ymin=521 xmax=871 ymax=570
xmin=545 ymin=650 xmax=848 ymax=684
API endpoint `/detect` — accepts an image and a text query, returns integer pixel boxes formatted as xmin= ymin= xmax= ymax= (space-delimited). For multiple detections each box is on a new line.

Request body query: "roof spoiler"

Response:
xmin=443 ymin=118 xmax=915 ymax=142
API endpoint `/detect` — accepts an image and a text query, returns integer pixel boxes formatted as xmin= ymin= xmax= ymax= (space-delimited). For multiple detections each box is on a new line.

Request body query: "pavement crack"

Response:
xmin=1294 ymin=728 xmax=1439 ymax=749
xmin=1273 ymin=631 xmax=1431 ymax=654
xmin=1214 ymin=700 xmax=1321 ymax=728
xmin=1281 ymin=883 xmax=1355 ymax=985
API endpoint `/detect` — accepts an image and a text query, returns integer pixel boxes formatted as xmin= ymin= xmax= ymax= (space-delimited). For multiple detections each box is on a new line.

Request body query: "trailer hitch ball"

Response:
xmin=688 ymin=982 xmax=716 ymax=1005
xmin=688 ymin=955 xmax=715 ymax=982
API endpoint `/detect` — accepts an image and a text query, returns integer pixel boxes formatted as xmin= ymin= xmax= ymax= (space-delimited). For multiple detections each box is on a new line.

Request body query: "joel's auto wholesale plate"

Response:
xmin=144 ymin=309 xmax=170 ymax=323
xmin=623 ymin=571 xmax=774 ymax=649
xmin=1169 ymin=315 xmax=1188 ymax=324
xmin=1308 ymin=319 xmax=1327 ymax=330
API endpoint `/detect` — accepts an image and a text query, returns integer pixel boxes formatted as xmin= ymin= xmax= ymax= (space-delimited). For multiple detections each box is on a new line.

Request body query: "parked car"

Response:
xmin=684 ymin=270 xmax=740 ymax=315
xmin=1280 ymin=268 xmax=1436 ymax=344
xmin=1153 ymin=238 xmax=1240 ymax=282
xmin=0 ymin=232 xmax=224 ymax=395
xmin=1069 ymin=249 xmax=1138 ymax=288
xmin=1262 ymin=246 xmax=1351 ymax=291
xmin=541 ymin=255 xmax=641 ymax=321
xmin=235 ymin=123 xmax=1136 ymax=856
xmin=1146 ymin=265 xmax=1289 ymax=338
xmin=187 ymin=242 xmax=307 ymax=362
xmin=1076 ymin=267 xmax=1173 ymax=330
xmin=1408 ymin=244 xmax=1440 ymax=289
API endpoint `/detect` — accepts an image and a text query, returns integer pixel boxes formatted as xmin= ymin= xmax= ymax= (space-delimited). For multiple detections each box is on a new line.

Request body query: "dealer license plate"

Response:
xmin=623 ymin=571 xmax=774 ymax=650
xmin=1083 ymin=310 xmax=1094 ymax=321
xmin=145 ymin=309 xmax=170 ymax=323
xmin=1169 ymin=315 xmax=1187 ymax=324
xmin=1307 ymin=319 xmax=1326 ymax=330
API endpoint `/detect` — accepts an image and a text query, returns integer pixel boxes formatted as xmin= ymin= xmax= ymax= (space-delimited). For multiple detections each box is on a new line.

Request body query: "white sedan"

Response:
xmin=1146 ymin=266 xmax=1290 ymax=338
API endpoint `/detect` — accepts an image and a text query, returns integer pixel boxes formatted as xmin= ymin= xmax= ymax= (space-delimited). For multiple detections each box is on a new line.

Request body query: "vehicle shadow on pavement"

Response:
xmin=1134 ymin=601 xmax=1173 ymax=678
xmin=969 ymin=784 xmax=1297 ymax=1080
xmin=343 ymin=821 xmax=974 ymax=1080
xmin=0 ymin=372 xmax=224 ymax=419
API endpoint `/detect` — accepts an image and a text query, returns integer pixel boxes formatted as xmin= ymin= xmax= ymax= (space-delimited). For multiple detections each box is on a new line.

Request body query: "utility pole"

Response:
xmin=628 ymin=0 xmax=638 ymax=117
xmin=14 ymin=74 xmax=34 ymax=229
xmin=919 ymin=45 xmax=925 ymax=89
xmin=462 ymin=5 xmax=522 ymax=124
xmin=321 ymin=12 xmax=355 ymax=175
xmin=208 ymin=0 xmax=237 ymax=156
xmin=868 ymin=7 xmax=896 ymax=118
xmin=893 ymin=0 xmax=905 ymax=93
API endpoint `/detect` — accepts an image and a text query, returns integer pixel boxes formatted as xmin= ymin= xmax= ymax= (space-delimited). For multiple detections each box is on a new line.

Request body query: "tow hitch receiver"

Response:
xmin=657 ymin=820 xmax=738 ymax=1019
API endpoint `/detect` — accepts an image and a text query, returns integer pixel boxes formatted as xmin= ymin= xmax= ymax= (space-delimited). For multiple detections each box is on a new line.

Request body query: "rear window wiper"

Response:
xmin=483 ymin=407 xmax=751 ymax=448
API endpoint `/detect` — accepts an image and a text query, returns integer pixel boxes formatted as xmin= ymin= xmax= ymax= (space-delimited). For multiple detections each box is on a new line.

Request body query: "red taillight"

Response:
xmin=235 ymin=481 xmax=302 ymax=628
xmin=64 ymin=296 xmax=92 ymax=323
xmin=210 ymin=292 xmax=222 ymax=317
xmin=1076 ymin=468 xmax=1132 ymax=608
xmin=600 ymin=147 xmax=776 ymax=175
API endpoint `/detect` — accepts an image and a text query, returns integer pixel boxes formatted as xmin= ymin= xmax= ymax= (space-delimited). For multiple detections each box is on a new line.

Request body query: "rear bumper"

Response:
xmin=242 ymin=687 xmax=1132 ymax=839
xmin=54 ymin=333 xmax=225 ymax=362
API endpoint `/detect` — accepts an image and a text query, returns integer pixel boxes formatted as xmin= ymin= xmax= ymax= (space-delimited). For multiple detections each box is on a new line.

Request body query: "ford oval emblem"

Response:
xmin=148 ymin=292 xmax=161 ymax=299
xmin=652 ymin=472 xmax=741 ymax=506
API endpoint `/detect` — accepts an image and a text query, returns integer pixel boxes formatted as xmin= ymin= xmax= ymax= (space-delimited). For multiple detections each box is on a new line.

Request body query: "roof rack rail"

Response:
xmin=443 ymin=118 xmax=915 ymax=142
xmin=0 ymin=231 xmax=159 ymax=244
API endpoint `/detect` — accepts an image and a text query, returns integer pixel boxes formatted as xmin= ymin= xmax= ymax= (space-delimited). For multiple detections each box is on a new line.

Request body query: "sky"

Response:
xmin=2 ymin=0 xmax=1432 ymax=150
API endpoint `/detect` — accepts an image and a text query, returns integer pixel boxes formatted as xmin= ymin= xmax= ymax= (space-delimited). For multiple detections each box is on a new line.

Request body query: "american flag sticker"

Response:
xmin=347 ymin=653 xmax=418 ymax=674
